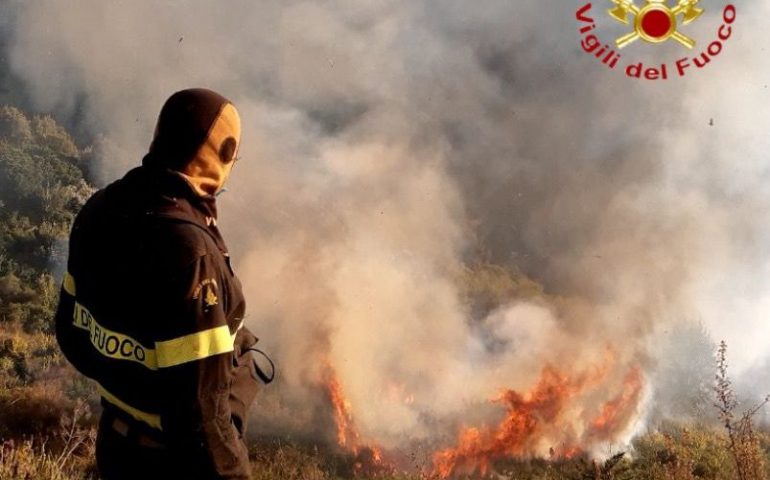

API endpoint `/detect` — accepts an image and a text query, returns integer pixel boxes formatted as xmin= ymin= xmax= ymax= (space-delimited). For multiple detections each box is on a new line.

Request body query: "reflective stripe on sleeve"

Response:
xmin=73 ymin=302 xmax=159 ymax=370
xmin=63 ymin=272 xmax=76 ymax=296
xmin=155 ymin=325 xmax=235 ymax=368
xmin=64 ymin=270 xmax=242 ymax=370
xmin=97 ymin=382 xmax=162 ymax=430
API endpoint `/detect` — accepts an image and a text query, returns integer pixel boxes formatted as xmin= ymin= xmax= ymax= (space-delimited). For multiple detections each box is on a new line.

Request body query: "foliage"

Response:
xmin=0 ymin=439 xmax=93 ymax=480
xmin=632 ymin=427 xmax=739 ymax=480
xmin=0 ymin=106 xmax=101 ymax=480
xmin=1 ymin=426 xmax=769 ymax=480
xmin=0 ymin=105 xmax=93 ymax=333
xmin=714 ymin=341 xmax=770 ymax=480
xmin=0 ymin=106 xmax=32 ymax=144
xmin=0 ymin=402 xmax=97 ymax=480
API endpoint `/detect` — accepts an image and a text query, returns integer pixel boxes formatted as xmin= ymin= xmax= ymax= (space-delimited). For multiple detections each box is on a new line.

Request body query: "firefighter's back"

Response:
xmin=58 ymin=166 xmax=213 ymax=430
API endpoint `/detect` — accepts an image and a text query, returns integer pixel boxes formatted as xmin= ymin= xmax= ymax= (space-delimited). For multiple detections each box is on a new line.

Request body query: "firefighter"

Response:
xmin=55 ymin=88 xmax=265 ymax=479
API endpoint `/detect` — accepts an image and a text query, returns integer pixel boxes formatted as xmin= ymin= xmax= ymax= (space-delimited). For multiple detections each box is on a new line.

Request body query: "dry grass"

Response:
xmin=0 ymin=401 xmax=97 ymax=480
xmin=0 ymin=439 xmax=92 ymax=480
xmin=1 ymin=325 xmax=768 ymax=480
xmin=0 ymin=427 xmax=769 ymax=480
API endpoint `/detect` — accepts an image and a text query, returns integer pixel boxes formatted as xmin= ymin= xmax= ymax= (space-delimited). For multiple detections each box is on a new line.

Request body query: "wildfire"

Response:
xmin=432 ymin=363 xmax=645 ymax=478
xmin=322 ymin=360 xmax=387 ymax=472
xmin=587 ymin=366 xmax=644 ymax=440
xmin=320 ymin=354 xmax=645 ymax=479
xmin=432 ymin=366 xmax=585 ymax=478
xmin=326 ymin=370 xmax=360 ymax=448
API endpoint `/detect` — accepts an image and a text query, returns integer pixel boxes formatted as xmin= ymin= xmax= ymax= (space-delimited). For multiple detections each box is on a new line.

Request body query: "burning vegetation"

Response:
xmin=320 ymin=342 xmax=649 ymax=479
xmin=432 ymin=363 xmax=644 ymax=478
xmin=314 ymin=342 xmax=768 ymax=480
xmin=322 ymin=361 xmax=390 ymax=477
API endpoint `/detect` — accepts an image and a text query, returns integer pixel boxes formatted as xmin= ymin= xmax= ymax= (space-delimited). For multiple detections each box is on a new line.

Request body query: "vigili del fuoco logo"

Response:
xmin=576 ymin=0 xmax=737 ymax=80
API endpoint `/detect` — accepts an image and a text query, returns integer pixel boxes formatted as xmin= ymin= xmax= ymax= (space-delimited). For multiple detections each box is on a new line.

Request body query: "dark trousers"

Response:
xmin=96 ymin=413 xmax=174 ymax=480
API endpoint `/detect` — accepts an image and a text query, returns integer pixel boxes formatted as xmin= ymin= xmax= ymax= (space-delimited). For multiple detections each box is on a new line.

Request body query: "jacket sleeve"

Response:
xmin=155 ymin=253 xmax=251 ymax=480
xmin=55 ymin=270 xmax=97 ymax=380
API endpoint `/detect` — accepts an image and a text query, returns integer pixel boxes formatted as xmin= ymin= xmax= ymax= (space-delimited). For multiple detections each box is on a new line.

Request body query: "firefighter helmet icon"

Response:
xmin=608 ymin=0 xmax=704 ymax=49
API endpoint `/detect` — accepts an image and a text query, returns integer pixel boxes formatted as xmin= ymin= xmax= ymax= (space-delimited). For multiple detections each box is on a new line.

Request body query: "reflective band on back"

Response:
xmin=155 ymin=324 xmax=235 ymax=368
xmin=73 ymin=302 xmax=158 ymax=370
xmin=63 ymin=272 xmax=76 ymax=296
xmin=97 ymin=382 xmax=162 ymax=430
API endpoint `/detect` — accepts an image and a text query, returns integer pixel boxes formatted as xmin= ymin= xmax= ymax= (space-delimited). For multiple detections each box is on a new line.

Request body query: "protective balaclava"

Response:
xmin=143 ymin=88 xmax=241 ymax=196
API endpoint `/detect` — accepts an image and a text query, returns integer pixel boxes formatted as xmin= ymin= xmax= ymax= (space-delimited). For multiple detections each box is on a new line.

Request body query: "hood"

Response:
xmin=143 ymin=88 xmax=241 ymax=197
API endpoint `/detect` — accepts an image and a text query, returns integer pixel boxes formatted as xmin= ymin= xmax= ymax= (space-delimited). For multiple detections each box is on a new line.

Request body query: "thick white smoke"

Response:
xmin=3 ymin=0 xmax=769 ymax=456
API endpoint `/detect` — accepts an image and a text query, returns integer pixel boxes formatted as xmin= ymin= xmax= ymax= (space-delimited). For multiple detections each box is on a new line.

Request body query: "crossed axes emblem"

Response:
xmin=608 ymin=0 xmax=704 ymax=49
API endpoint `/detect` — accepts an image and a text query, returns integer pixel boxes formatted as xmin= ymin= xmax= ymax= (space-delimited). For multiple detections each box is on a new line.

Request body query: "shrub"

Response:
xmin=715 ymin=341 xmax=769 ymax=480
xmin=0 ymin=401 xmax=97 ymax=480
xmin=30 ymin=115 xmax=79 ymax=158
xmin=0 ymin=106 xmax=32 ymax=144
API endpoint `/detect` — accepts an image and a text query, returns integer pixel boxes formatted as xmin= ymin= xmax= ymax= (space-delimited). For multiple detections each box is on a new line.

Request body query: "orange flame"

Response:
xmin=321 ymin=354 xmax=644 ymax=479
xmin=432 ymin=366 xmax=586 ymax=478
xmin=325 ymin=370 xmax=359 ymax=448
xmin=322 ymin=360 xmax=391 ymax=475
xmin=587 ymin=366 xmax=644 ymax=440
xmin=432 ymin=363 xmax=645 ymax=478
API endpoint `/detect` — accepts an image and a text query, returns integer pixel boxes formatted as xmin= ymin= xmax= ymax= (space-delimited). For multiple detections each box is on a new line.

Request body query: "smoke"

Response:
xmin=3 ymin=0 xmax=770 ymax=461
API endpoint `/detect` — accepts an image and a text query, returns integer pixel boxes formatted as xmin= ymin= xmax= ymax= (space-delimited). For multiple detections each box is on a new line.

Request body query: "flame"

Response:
xmin=559 ymin=446 xmax=582 ymax=459
xmin=320 ymin=354 xmax=644 ymax=479
xmin=432 ymin=363 xmax=645 ymax=478
xmin=432 ymin=366 xmax=586 ymax=478
xmin=587 ymin=366 xmax=644 ymax=440
xmin=322 ymin=359 xmax=391 ymax=475
xmin=325 ymin=369 xmax=359 ymax=448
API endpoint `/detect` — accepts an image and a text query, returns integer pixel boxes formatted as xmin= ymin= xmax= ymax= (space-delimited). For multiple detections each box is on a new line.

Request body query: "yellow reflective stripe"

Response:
xmin=73 ymin=302 xmax=158 ymax=370
xmin=97 ymin=383 xmax=162 ymax=430
xmin=155 ymin=325 xmax=235 ymax=368
xmin=63 ymin=272 xmax=76 ymax=296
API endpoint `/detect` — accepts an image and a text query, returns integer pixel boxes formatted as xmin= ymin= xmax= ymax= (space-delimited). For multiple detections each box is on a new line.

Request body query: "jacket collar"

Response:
xmin=124 ymin=166 xmax=227 ymax=252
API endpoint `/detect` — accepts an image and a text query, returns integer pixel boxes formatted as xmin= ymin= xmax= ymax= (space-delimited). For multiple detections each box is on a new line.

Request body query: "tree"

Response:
xmin=0 ymin=105 xmax=93 ymax=332
xmin=0 ymin=105 xmax=32 ymax=144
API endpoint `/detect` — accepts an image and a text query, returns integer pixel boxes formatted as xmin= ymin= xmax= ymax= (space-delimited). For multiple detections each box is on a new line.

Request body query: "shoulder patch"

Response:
xmin=193 ymin=278 xmax=219 ymax=309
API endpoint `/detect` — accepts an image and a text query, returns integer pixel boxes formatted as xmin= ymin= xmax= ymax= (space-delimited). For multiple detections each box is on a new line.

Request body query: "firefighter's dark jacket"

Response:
xmin=55 ymin=163 xmax=258 ymax=479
